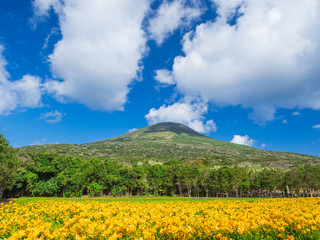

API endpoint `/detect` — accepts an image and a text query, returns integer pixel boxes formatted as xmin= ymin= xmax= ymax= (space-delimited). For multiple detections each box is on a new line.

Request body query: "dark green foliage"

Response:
xmin=32 ymin=178 xmax=59 ymax=197
xmin=6 ymin=151 xmax=320 ymax=198
xmin=0 ymin=134 xmax=19 ymax=199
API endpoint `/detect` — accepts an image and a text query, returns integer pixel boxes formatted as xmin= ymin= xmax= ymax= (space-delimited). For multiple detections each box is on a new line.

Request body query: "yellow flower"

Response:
xmin=1 ymin=197 xmax=320 ymax=239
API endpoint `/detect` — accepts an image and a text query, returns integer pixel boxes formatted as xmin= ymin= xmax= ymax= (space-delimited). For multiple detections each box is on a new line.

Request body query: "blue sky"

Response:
xmin=0 ymin=0 xmax=320 ymax=156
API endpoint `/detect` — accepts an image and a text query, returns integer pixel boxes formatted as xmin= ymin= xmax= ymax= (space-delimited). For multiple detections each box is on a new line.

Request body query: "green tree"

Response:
xmin=182 ymin=166 xmax=198 ymax=197
xmin=199 ymin=167 xmax=211 ymax=197
xmin=148 ymin=164 xmax=166 ymax=195
xmin=32 ymin=178 xmax=59 ymax=197
xmin=209 ymin=169 xmax=220 ymax=197
xmin=0 ymin=134 xmax=19 ymax=199
xmin=218 ymin=166 xmax=233 ymax=197
xmin=88 ymin=182 xmax=103 ymax=197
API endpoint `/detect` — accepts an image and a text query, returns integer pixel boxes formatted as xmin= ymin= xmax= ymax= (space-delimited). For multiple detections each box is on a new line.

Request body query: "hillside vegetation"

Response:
xmin=17 ymin=122 xmax=320 ymax=169
xmin=3 ymin=124 xmax=320 ymax=198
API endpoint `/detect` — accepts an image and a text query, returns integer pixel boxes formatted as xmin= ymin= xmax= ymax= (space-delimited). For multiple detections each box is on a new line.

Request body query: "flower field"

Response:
xmin=1 ymin=198 xmax=320 ymax=240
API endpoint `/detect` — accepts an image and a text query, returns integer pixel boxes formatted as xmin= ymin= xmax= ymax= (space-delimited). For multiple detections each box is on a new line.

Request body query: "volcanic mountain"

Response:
xmin=17 ymin=122 xmax=320 ymax=169
xmin=92 ymin=122 xmax=211 ymax=143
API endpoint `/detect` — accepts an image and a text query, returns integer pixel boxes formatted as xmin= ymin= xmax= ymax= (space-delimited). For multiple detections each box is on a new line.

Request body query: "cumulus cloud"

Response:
xmin=172 ymin=0 xmax=320 ymax=122
xmin=33 ymin=0 xmax=149 ymax=111
xmin=154 ymin=69 xmax=175 ymax=85
xmin=40 ymin=110 xmax=63 ymax=123
xmin=0 ymin=46 xmax=42 ymax=115
xmin=148 ymin=0 xmax=203 ymax=45
xmin=145 ymin=101 xmax=217 ymax=133
xmin=312 ymin=124 xmax=320 ymax=129
xmin=282 ymin=119 xmax=288 ymax=124
xmin=231 ymin=135 xmax=255 ymax=146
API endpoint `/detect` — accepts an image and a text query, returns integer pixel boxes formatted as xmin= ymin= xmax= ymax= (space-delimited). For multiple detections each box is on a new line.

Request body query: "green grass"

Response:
xmin=16 ymin=196 xmax=262 ymax=204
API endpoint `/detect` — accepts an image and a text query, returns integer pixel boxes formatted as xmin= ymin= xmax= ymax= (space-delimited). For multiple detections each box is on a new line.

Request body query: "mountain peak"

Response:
xmin=90 ymin=122 xmax=208 ymax=143
xmin=141 ymin=122 xmax=205 ymax=138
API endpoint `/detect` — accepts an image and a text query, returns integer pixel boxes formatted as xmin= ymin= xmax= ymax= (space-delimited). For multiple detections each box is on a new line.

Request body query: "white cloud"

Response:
xmin=312 ymin=124 xmax=320 ymax=129
xmin=231 ymin=135 xmax=255 ymax=146
xmin=148 ymin=0 xmax=203 ymax=45
xmin=145 ymin=101 xmax=217 ymax=133
xmin=172 ymin=0 xmax=320 ymax=122
xmin=282 ymin=119 xmax=288 ymax=124
xmin=40 ymin=110 xmax=63 ymax=123
xmin=32 ymin=0 xmax=62 ymax=17
xmin=292 ymin=111 xmax=301 ymax=116
xmin=0 ymin=46 xmax=43 ymax=115
xmin=154 ymin=69 xmax=175 ymax=85
xmin=261 ymin=143 xmax=266 ymax=148
xmin=33 ymin=0 xmax=149 ymax=111
xmin=128 ymin=128 xmax=138 ymax=132
xmin=211 ymin=0 xmax=245 ymax=22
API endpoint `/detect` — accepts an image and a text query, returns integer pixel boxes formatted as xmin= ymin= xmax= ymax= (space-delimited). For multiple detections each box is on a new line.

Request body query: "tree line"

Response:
xmin=2 ymin=150 xmax=319 ymax=198
xmin=1 ymin=134 xmax=320 ymax=199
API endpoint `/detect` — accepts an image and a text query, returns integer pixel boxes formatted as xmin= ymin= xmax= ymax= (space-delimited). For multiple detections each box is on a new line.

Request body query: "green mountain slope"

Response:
xmin=17 ymin=122 xmax=320 ymax=168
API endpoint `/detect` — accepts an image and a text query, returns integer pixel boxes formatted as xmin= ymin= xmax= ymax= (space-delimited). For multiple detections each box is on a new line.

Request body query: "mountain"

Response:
xmin=17 ymin=122 xmax=320 ymax=169
xmin=92 ymin=122 xmax=209 ymax=142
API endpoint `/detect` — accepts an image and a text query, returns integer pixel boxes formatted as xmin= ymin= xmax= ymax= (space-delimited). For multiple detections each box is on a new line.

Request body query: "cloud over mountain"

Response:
xmin=145 ymin=101 xmax=217 ymax=133
xmin=231 ymin=135 xmax=255 ymax=146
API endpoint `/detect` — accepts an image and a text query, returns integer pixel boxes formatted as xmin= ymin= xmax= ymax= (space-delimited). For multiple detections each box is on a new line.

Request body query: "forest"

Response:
xmin=1 ymin=133 xmax=320 ymax=199
xmin=4 ymin=152 xmax=320 ymax=198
